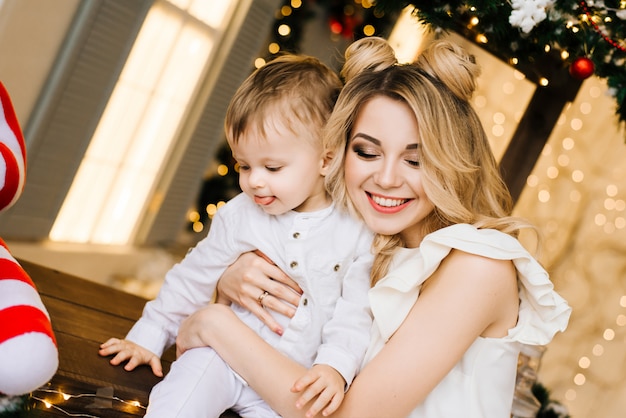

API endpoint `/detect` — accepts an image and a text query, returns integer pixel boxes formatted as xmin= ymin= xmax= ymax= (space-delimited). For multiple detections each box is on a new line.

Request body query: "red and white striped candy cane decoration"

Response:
xmin=0 ymin=81 xmax=26 ymax=211
xmin=0 ymin=81 xmax=58 ymax=396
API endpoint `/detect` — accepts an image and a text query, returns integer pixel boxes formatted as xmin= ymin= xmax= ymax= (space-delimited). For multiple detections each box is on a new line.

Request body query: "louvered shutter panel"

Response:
xmin=0 ymin=0 xmax=152 ymax=239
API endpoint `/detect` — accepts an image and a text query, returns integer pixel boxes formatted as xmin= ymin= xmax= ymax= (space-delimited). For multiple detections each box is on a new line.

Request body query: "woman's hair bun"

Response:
xmin=417 ymin=40 xmax=481 ymax=102
xmin=340 ymin=36 xmax=397 ymax=83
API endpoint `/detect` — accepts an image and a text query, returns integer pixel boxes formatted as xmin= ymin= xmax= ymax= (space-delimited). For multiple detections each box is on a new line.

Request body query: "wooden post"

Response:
xmin=497 ymin=56 xmax=583 ymax=204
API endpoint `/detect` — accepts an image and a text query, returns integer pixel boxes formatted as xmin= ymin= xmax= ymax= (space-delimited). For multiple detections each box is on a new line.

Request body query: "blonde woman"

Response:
xmin=177 ymin=37 xmax=571 ymax=418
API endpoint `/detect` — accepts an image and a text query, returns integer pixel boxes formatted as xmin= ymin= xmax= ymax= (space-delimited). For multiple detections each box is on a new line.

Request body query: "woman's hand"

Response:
xmin=216 ymin=251 xmax=302 ymax=335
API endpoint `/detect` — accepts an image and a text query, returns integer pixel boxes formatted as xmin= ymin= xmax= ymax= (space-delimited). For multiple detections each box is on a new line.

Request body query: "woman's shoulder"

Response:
xmin=422 ymin=224 xmax=526 ymax=260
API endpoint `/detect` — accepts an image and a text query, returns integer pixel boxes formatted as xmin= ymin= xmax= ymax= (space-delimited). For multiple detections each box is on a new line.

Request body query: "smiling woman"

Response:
xmin=345 ymin=96 xmax=434 ymax=245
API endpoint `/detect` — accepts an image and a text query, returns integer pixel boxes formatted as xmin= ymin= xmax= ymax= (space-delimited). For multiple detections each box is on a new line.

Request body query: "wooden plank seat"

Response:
xmin=20 ymin=259 xmax=239 ymax=418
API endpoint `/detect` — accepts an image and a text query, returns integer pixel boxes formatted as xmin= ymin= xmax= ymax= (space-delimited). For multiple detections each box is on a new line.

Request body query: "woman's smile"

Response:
xmin=367 ymin=192 xmax=412 ymax=214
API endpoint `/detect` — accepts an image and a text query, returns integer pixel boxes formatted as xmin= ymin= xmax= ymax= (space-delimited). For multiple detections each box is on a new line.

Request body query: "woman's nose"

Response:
xmin=374 ymin=161 xmax=401 ymax=188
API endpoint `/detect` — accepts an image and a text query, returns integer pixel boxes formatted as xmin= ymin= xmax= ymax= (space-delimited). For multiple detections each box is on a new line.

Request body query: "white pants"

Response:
xmin=145 ymin=347 xmax=280 ymax=418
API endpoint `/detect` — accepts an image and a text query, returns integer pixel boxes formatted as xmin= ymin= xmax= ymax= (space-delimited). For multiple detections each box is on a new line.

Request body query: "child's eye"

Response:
xmin=239 ymin=164 xmax=250 ymax=171
xmin=266 ymin=166 xmax=282 ymax=172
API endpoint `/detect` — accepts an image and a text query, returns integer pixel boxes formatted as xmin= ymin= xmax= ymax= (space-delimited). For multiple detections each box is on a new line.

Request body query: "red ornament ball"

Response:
xmin=569 ymin=57 xmax=595 ymax=80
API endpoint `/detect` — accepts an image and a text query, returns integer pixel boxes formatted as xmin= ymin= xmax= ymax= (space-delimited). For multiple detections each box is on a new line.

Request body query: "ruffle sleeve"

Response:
xmin=368 ymin=224 xmax=571 ymax=345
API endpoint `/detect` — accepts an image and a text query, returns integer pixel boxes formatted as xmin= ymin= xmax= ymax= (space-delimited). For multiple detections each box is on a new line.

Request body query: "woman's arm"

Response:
xmin=179 ymin=250 xmax=518 ymax=417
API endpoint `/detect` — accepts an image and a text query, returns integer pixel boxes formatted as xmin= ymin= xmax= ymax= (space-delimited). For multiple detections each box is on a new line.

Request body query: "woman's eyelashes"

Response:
xmin=351 ymin=144 xmax=420 ymax=167
xmin=351 ymin=144 xmax=378 ymax=160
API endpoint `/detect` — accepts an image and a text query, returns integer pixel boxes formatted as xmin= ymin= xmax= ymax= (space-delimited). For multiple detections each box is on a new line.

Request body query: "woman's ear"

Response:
xmin=320 ymin=150 xmax=335 ymax=176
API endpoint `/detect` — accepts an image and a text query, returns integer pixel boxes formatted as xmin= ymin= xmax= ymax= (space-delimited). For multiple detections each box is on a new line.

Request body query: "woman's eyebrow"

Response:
xmin=351 ymin=132 xmax=380 ymax=145
xmin=352 ymin=133 xmax=420 ymax=150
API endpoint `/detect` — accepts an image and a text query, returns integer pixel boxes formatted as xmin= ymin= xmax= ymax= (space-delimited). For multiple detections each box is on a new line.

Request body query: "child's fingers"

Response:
xmin=291 ymin=372 xmax=317 ymax=393
xmin=148 ymin=357 xmax=164 ymax=377
xmin=322 ymin=393 xmax=343 ymax=417
xmin=99 ymin=337 xmax=120 ymax=348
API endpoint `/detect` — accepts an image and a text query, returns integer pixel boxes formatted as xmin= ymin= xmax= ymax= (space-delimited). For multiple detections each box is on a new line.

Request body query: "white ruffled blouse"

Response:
xmin=362 ymin=224 xmax=571 ymax=418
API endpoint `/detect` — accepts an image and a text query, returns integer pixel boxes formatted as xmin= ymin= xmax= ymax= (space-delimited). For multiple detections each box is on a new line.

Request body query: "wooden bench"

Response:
xmin=21 ymin=259 xmax=238 ymax=417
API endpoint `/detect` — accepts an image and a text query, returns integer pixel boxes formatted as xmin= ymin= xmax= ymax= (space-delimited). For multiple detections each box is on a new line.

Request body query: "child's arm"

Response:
xmin=291 ymin=364 xmax=346 ymax=417
xmin=99 ymin=337 xmax=163 ymax=377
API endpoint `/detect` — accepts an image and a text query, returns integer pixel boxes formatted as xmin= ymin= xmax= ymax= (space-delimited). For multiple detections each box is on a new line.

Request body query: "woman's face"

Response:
xmin=344 ymin=95 xmax=435 ymax=247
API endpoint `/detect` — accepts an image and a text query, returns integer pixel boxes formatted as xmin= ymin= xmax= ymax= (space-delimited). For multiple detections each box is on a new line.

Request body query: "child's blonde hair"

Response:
xmin=325 ymin=37 xmax=534 ymax=285
xmin=225 ymin=54 xmax=342 ymax=148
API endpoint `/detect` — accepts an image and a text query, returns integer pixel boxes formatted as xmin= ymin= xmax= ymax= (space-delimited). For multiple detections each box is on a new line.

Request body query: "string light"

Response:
xmin=579 ymin=0 xmax=626 ymax=53
xmin=29 ymin=387 xmax=147 ymax=417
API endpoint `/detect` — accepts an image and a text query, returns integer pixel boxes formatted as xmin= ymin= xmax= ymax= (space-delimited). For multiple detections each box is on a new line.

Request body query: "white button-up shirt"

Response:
xmin=126 ymin=192 xmax=374 ymax=385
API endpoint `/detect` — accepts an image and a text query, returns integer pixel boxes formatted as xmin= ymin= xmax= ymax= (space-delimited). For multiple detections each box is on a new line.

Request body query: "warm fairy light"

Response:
xmin=562 ymin=137 xmax=575 ymax=150
xmin=475 ymin=34 xmax=488 ymax=43
xmin=30 ymin=387 xmax=148 ymax=416
xmin=281 ymin=5 xmax=292 ymax=16
xmin=538 ymin=189 xmax=551 ymax=202
xmin=192 ymin=222 xmax=203 ymax=233
xmin=526 ymin=174 xmax=539 ymax=187
xmin=573 ymin=373 xmax=586 ymax=385
xmin=363 ymin=24 xmax=375 ymax=36
xmin=578 ymin=356 xmax=591 ymax=368
xmin=561 ymin=50 xmax=570 ymax=60
xmin=565 ymin=389 xmax=577 ymax=401
xmin=606 ymin=184 xmax=618 ymax=197
xmin=603 ymin=328 xmax=615 ymax=341
xmin=570 ymin=118 xmax=583 ymax=131
xmin=278 ymin=24 xmax=291 ymax=36
xmin=188 ymin=210 xmax=200 ymax=222
xmin=546 ymin=166 xmax=559 ymax=179
xmin=254 ymin=58 xmax=266 ymax=68
xmin=268 ymin=42 xmax=280 ymax=54
xmin=557 ymin=154 xmax=570 ymax=167
xmin=572 ymin=170 xmax=584 ymax=183
xmin=291 ymin=0 xmax=302 ymax=8
xmin=217 ymin=164 xmax=228 ymax=176
xmin=539 ymin=77 xmax=549 ymax=86
xmin=206 ymin=203 xmax=217 ymax=216
xmin=469 ymin=16 xmax=479 ymax=26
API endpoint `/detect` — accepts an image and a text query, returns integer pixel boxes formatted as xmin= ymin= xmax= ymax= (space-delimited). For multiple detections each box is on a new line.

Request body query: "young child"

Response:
xmin=99 ymin=54 xmax=374 ymax=418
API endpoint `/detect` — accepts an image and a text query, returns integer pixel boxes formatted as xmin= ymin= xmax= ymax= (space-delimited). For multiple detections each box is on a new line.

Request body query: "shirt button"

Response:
xmin=334 ymin=264 xmax=340 ymax=271
xmin=293 ymin=232 xmax=300 ymax=239
xmin=303 ymin=298 xmax=308 ymax=306
xmin=290 ymin=261 xmax=298 ymax=269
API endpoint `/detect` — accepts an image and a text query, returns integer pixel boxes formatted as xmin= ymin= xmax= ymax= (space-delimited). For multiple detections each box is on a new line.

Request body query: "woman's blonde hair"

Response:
xmin=324 ymin=37 xmax=534 ymax=285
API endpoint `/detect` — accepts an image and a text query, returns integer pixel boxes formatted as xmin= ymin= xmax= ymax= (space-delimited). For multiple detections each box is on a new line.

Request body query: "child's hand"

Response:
xmin=291 ymin=364 xmax=345 ymax=417
xmin=99 ymin=338 xmax=163 ymax=377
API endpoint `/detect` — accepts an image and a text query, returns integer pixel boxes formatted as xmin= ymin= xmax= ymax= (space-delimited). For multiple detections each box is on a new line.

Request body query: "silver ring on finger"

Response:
xmin=257 ymin=290 xmax=270 ymax=307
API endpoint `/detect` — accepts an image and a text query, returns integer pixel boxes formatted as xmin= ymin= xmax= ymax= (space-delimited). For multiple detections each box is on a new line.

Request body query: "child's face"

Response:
xmin=344 ymin=96 xmax=434 ymax=247
xmin=232 ymin=120 xmax=330 ymax=215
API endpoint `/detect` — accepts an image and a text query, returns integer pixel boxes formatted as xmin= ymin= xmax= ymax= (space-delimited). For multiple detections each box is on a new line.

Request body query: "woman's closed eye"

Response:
xmin=405 ymin=158 xmax=420 ymax=167
xmin=352 ymin=145 xmax=379 ymax=160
